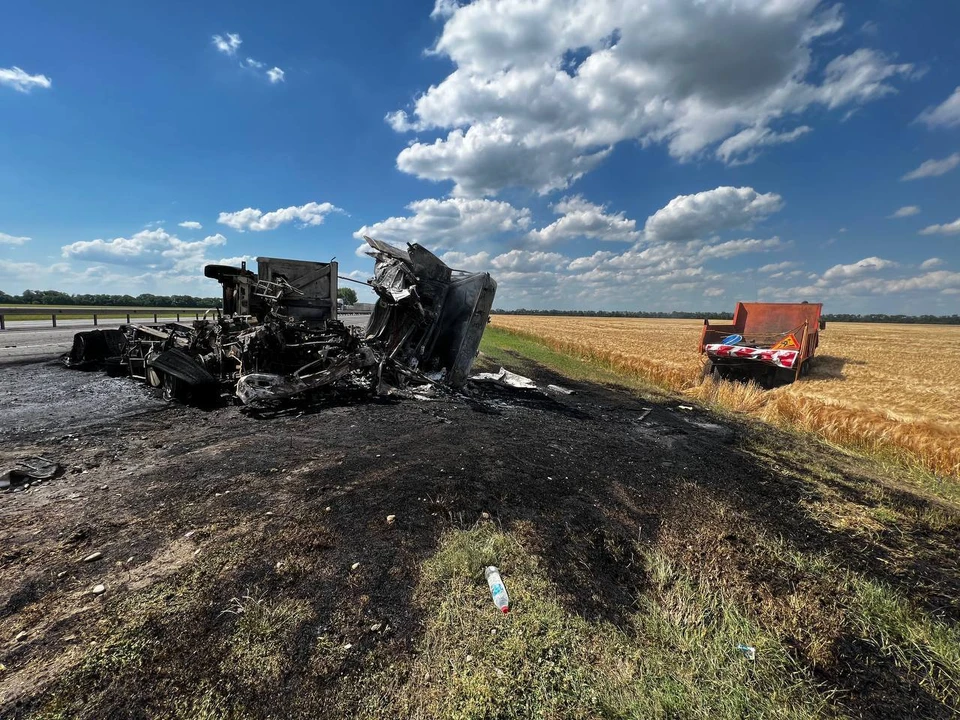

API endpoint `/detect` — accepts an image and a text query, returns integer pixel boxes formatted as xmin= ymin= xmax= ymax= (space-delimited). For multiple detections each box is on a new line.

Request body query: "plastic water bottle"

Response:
xmin=485 ymin=566 xmax=510 ymax=614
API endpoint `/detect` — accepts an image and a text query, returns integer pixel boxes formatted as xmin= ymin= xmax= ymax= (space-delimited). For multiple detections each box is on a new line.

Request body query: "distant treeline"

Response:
xmin=0 ymin=289 xmax=222 ymax=308
xmin=493 ymin=309 xmax=960 ymax=325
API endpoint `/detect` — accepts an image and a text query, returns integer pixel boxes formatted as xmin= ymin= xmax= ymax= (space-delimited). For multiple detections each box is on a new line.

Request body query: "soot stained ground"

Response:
xmin=0 ymin=356 xmax=957 ymax=719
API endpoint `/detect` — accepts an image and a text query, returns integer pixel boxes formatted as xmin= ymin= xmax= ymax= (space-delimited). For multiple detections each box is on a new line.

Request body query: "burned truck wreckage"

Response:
xmin=62 ymin=237 xmax=497 ymax=407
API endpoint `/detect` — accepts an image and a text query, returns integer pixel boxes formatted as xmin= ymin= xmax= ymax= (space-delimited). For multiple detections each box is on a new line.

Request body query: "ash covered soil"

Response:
xmin=1 ymin=354 xmax=958 ymax=719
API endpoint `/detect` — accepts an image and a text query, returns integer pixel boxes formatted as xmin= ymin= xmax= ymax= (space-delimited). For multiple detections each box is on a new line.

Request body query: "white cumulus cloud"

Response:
xmin=920 ymin=258 xmax=944 ymax=269
xmin=0 ymin=66 xmax=52 ymax=93
xmin=642 ymin=186 xmax=783 ymax=243
xmin=915 ymin=86 xmax=960 ymax=129
xmin=388 ymin=1 xmax=917 ymax=196
xmin=695 ymin=237 xmax=785 ymax=260
xmin=178 ymin=221 xmax=203 ymax=230
xmin=212 ymin=33 xmax=242 ymax=56
xmin=61 ymin=228 xmax=229 ymax=278
xmin=491 ymin=250 xmax=569 ymax=272
xmin=354 ymin=197 xmax=531 ymax=247
xmin=439 ymin=250 xmax=491 ymax=271
xmin=919 ymin=218 xmax=960 ymax=236
xmin=901 ymin=153 xmax=960 ymax=181
xmin=528 ymin=196 xmax=639 ymax=246
xmin=716 ymin=125 xmax=812 ymax=165
xmin=889 ymin=205 xmax=920 ymax=218
xmin=267 ymin=67 xmax=285 ymax=84
xmin=218 ymin=202 xmax=344 ymax=232
xmin=821 ymin=256 xmax=896 ymax=281
xmin=0 ymin=231 xmax=31 ymax=246
xmin=758 ymin=261 xmax=799 ymax=273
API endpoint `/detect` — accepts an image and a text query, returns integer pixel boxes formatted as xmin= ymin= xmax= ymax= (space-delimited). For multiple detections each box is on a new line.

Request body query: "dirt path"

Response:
xmin=1 ymin=355 xmax=958 ymax=718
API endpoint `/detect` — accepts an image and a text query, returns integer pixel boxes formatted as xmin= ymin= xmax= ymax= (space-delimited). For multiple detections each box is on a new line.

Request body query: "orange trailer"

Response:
xmin=699 ymin=302 xmax=825 ymax=386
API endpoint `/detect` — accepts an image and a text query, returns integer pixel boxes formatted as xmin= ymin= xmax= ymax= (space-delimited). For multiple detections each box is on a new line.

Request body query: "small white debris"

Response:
xmin=351 ymin=562 xmax=360 ymax=571
xmin=183 ymin=530 xmax=196 ymax=539
xmin=678 ymin=405 xmax=694 ymax=411
xmin=325 ymin=506 xmax=331 ymax=513
xmin=481 ymin=512 xmax=490 ymax=520
xmin=92 ymin=584 xmax=106 ymax=595
xmin=370 ymin=623 xmax=382 ymax=632
xmin=83 ymin=552 xmax=102 ymax=563
xmin=343 ymin=643 xmax=353 ymax=650
xmin=386 ymin=515 xmax=396 ymax=524
xmin=15 ymin=631 xmax=27 ymax=642
xmin=465 ymin=654 xmax=474 ymax=662
xmin=58 ymin=571 xmax=67 ymax=578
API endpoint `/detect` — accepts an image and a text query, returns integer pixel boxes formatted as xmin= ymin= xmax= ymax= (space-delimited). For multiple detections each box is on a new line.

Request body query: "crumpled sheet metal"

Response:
xmin=470 ymin=367 xmax=573 ymax=395
xmin=1 ymin=456 xmax=60 ymax=491
xmin=64 ymin=238 xmax=498 ymax=408
xmin=471 ymin=367 xmax=539 ymax=389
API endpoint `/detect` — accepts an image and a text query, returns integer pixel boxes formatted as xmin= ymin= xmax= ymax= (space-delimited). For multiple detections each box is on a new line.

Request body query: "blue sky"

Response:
xmin=1 ymin=0 xmax=958 ymax=313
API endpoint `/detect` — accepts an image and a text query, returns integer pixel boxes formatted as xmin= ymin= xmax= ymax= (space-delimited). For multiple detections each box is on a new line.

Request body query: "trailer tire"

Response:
xmin=701 ymin=359 xmax=715 ymax=380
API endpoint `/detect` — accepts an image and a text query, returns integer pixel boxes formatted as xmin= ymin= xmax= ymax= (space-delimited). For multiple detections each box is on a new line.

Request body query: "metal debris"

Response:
xmin=63 ymin=238 xmax=497 ymax=408
xmin=470 ymin=367 xmax=538 ymax=390
xmin=1 ymin=456 xmax=60 ymax=491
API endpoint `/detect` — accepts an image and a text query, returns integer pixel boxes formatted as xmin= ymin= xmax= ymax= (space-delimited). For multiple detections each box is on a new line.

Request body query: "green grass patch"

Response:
xmin=376 ymin=523 xmax=829 ymax=719
xmin=753 ymin=532 xmax=960 ymax=711
xmin=848 ymin=576 xmax=960 ymax=706
xmin=221 ymin=593 xmax=314 ymax=686
xmin=479 ymin=326 xmax=669 ymax=401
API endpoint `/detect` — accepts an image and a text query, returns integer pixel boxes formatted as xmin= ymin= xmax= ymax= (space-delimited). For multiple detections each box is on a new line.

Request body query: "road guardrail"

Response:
xmin=0 ymin=307 xmax=370 ymax=330
xmin=0 ymin=307 xmax=214 ymax=330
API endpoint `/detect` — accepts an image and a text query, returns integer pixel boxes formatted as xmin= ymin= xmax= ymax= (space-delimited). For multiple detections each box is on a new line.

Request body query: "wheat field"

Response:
xmin=490 ymin=316 xmax=960 ymax=478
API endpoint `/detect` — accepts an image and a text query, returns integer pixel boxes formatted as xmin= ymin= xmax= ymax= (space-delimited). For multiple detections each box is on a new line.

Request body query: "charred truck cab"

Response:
xmin=204 ymin=257 xmax=338 ymax=326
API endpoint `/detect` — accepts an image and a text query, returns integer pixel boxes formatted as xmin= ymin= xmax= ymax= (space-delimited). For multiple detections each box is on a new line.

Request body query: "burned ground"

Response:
xmin=1 ymin=347 xmax=958 ymax=719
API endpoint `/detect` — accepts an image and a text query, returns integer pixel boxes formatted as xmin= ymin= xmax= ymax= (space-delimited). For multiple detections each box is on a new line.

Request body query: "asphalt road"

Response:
xmin=0 ymin=314 xmax=371 ymax=365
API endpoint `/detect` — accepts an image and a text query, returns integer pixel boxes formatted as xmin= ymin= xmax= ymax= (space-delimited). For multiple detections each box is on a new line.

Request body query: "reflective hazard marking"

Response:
xmin=771 ymin=333 xmax=800 ymax=350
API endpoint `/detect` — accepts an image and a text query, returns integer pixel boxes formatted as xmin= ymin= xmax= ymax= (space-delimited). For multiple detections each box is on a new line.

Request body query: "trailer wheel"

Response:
xmin=759 ymin=366 xmax=779 ymax=389
xmin=715 ymin=364 xmax=733 ymax=381
xmin=701 ymin=359 xmax=715 ymax=380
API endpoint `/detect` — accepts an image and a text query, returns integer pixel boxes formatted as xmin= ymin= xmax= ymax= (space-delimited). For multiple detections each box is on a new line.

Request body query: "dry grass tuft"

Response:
xmin=491 ymin=316 xmax=960 ymax=477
